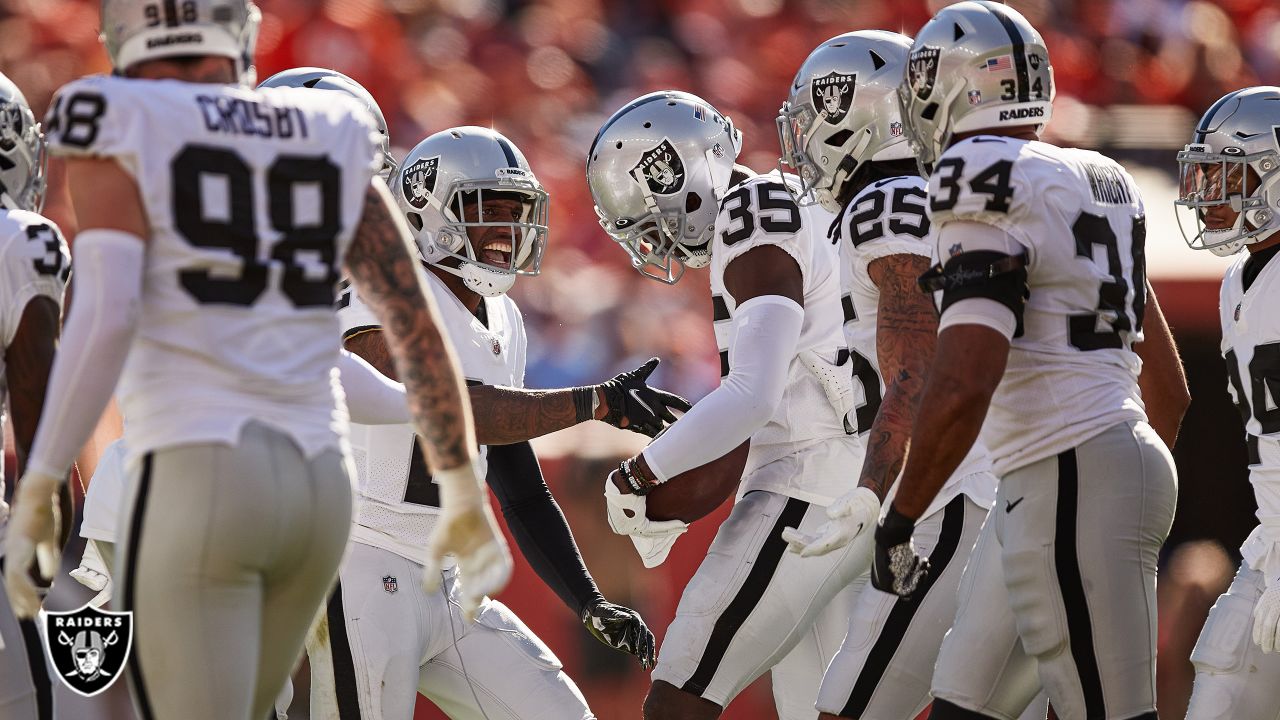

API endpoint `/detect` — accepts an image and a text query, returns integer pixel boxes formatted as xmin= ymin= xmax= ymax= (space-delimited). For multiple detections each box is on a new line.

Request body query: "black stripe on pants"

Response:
xmin=1054 ymin=449 xmax=1106 ymax=718
xmin=325 ymin=583 xmax=363 ymax=718
xmin=681 ymin=497 xmax=810 ymax=697
xmin=840 ymin=495 xmax=967 ymax=717
xmin=122 ymin=452 xmax=156 ymax=720
xmin=17 ymin=618 xmax=51 ymax=719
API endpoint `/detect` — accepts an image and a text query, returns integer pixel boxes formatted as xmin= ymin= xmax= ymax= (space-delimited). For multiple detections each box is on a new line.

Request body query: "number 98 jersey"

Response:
xmin=44 ymin=75 xmax=381 ymax=460
xmin=927 ymin=137 xmax=1149 ymax=475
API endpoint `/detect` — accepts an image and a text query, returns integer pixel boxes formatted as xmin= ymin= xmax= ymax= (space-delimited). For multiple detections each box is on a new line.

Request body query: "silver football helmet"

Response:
xmin=392 ymin=127 xmax=548 ymax=297
xmin=1175 ymin=87 xmax=1280 ymax=256
xmin=778 ymin=31 xmax=913 ymax=212
xmin=101 ymin=0 xmax=262 ymax=85
xmin=258 ymin=67 xmax=396 ymax=179
xmin=898 ymin=1 xmax=1054 ymax=173
xmin=0 ymin=74 xmax=46 ymax=213
xmin=586 ymin=91 xmax=742 ymax=284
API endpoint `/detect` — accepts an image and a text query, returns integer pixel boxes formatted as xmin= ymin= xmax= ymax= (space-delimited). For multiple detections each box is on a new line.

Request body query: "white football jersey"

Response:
xmin=44 ymin=76 xmax=380 ymax=462
xmin=928 ymin=138 xmax=1148 ymax=476
xmin=80 ymin=438 xmax=128 ymax=544
xmin=338 ymin=268 xmax=526 ymax=561
xmin=837 ymin=175 xmax=995 ymax=517
xmin=0 ymin=209 xmax=69 ymax=519
xmin=709 ymin=172 xmax=862 ymax=505
xmin=1218 ymin=245 xmax=1280 ymax=581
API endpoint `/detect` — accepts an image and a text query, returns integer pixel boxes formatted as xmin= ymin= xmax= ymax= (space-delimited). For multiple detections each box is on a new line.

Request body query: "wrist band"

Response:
xmin=571 ymin=386 xmax=596 ymax=423
xmin=618 ymin=456 xmax=660 ymax=496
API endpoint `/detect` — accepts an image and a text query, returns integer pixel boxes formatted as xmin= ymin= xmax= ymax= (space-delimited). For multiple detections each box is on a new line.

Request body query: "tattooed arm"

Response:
xmin=343 ymin=180 xmax=477 ymax=473
xmin=6 ymin=296 xmax=61 ymax=474
xmin=858 ymin=253 xmax=939 ymax=500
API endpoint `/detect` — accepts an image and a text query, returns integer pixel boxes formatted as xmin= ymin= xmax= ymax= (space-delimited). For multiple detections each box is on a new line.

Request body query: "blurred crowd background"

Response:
xmin=2 ymin=0 xmax=1277 ymax=717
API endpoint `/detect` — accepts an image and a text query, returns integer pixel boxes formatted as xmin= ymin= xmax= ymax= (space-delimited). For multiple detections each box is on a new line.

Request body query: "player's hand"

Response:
xmin=423 ymin=493 xmax=513 ymax=621
xmin=3 ymin=470 xmax=64 ymax=619
xmin=871 ymin=504 xmax=930 ymax=599
xmin=782 ymin=487 xmax=880 ymax=558
xmin=598 ymin=358 xmax=692 ymax=437
xmin=581 ymin=598 xmax=657 ymax=670
xmin=1253 ymin=583 xmax=1280 ymax=653
xmin=799 ymin=350 xmax=857 ymax=434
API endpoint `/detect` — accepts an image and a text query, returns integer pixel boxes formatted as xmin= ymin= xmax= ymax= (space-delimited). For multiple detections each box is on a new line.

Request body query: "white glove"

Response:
xmin=782 ymin=487 xmax=880 ymax=558
xmin=423 ymin=465 xmax=513 ymax=621
xmin=800 ymin=349 xmax=857 ymax=434
xmin=604 ymin=473 xmax=688 ymax=568
xmin=1253 ymin=583 xmax=1280 ymax=653
xmin=3 ymin=470 xmax=64 ymax=619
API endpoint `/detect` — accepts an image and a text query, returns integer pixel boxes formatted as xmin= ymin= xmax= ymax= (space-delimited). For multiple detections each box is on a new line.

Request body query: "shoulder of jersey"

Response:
xmin=0 ymin=208 xmax=65 ymax=247
xmin=848 ymin=174 xmax=926 ymax=206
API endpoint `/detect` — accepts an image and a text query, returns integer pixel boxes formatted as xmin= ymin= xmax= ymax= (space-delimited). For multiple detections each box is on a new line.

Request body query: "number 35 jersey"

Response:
xmin=928 ymin=137 xmax=1149 ymax=476
xmin=836 ymin=175 xmax=994 ymax=519
xmin=44 ymin=76 xmax=381 ymax=460
xmin=1220 ymin=245 xmax=1280 ymax=582
xmin=338 ymin=269 xmax=527 ymax=562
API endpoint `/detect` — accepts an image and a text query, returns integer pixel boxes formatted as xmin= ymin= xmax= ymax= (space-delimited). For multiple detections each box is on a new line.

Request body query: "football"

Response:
xmin=646 ymin=440 xmax=751 ymax=523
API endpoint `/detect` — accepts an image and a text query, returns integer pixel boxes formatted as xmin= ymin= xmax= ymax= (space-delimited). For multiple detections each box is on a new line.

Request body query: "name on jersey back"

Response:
xmin=197 ymin=95 xmax=309 ymax=139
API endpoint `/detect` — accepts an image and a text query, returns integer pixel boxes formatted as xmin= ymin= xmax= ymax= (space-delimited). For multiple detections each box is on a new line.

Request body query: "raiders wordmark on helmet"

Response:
xmin=42 ymin=604 xmax=134 ymax=697
xmin=632 ymin=138 xmax=686 ymax=196
xmin=908 ymin=46 xmax=941 ymax=100
xmin=402 ymin=155 xmax=440 ymax=210
xmin=810 ymin=71 xmax=855 ymax=124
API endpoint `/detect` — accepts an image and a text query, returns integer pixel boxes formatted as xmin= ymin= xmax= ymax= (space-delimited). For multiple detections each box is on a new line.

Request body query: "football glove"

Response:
xmin=581 ymin=599 xmax=657 ymax=670
xmin=782 ymin=487 xmax=880 ymax=558
xmin=799 ymin=349 xmax=857 ymax=434
xmin=871 ymin=505 xmax=930 ymax=599
xmin=1253 ymin=583 xmax=1280 ymax=653
xmin=423 ymin=469 xmax=513 ymax=621
xmin=603 ymin=473 xmax=688 ymax=568
xmin=599 ymin=358 xmax=692 ymax=437
xmin=3 ymin=470 xmax=64 ymax=619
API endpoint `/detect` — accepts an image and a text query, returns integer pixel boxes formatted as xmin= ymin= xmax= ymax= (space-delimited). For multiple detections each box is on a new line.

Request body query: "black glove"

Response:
xmin=581 ymin=599 xmax=657 ymax=670
xmin=598 ymin=358 xmax=692 ymax=437
xmin=871 ymin=505 xmax=930 ymax=599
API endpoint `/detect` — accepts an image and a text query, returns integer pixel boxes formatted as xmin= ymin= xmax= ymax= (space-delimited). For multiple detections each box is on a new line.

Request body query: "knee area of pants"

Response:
xmin=1001 ymin=551 xmax=1068 ymax=658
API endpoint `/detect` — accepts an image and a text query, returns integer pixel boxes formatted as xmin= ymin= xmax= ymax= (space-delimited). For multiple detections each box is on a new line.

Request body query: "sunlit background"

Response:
xmin=3 ymin=0 xmax=1278 ymax=717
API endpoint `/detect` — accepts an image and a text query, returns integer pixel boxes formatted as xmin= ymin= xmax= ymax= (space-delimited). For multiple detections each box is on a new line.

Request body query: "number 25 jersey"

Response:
xmin=928 ymin=137 xmax=1149 ymax=476
xmin=44 ymin=76 xmax=380 ymax=460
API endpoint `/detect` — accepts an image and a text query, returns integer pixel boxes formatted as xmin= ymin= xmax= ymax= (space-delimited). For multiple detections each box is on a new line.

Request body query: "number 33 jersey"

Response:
xmin=928 ymin=137 xmax=1149 ymax=476
xmin=44 ymin=75 xmax=381 ymax=459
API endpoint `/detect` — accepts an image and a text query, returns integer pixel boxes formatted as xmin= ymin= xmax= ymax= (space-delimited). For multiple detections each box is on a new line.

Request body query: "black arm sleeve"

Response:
xmin=485 ymin=441 xmax=604 ymax=615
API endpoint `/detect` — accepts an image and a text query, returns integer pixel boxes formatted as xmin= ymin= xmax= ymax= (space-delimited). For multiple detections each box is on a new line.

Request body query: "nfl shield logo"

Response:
xmin=967 ymin=90 xmax=983 ymax=106
xmin=889 ymin=121 xmax=903 ymax=138
xmin=490 ymin=336 xmax=502 ymax=355
xmin=43 ymin=604 xmax=133 ymax=697
xmin=383 ymin=575 xmax=399 ymax=594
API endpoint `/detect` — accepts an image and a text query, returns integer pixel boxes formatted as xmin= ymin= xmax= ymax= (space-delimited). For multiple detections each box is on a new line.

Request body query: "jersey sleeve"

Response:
xmin=715 ymin=175 xmax=811 ymax=278
xmin=43 ymin=76 xmax=139 ymax=166
xmin=0 ymin=216 xmax=70 ymax=349
xmin=926 ymin=137 xmax=1040 ymax=248
xmin=336 ymin=279 xmax=382 ymax=340
xmin=840 ymin=175 xmax=933 ymax=276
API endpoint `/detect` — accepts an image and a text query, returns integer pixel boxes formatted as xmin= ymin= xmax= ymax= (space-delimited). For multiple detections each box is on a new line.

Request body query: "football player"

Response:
xmin=314 ymin=125 xmax=684 ymax=720
xmin=588 ymin=91 xmax=877 ymax=720
xmin=776 ymin=31 xmax=1000 ymax=719
xmin=874 ymin=3 xmax=1189 ymax=719
xmin=1176 ymin=86 xmax=1280 ymax=720
xmin=0 ymin=2 xmax=510 ymax=719
xmin=0 ymin=71 xmax=68 ymax=720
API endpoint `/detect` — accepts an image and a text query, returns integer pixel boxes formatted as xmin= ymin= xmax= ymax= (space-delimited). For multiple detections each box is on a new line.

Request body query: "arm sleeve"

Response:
xmin=485 ymin=440 xmax=604 ymax=614
xmin=642 ymin=295 xmax=804 ymax=481
xmin=27 ymin=229 xmax=143 ymax=479
xmin=336 ymin=350 xmax=409 ymax=425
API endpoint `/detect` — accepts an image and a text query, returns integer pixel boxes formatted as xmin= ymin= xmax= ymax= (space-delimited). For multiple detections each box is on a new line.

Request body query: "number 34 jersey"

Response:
xmin=44 ymin=75 xmax=381 ymax=460
xmin=928 ymin=137 xmax=1149 ymax=476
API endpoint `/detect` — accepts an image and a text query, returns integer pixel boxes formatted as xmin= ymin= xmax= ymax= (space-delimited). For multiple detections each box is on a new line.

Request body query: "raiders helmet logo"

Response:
xmin=402 ymin=156 xmax=440 ymax=210
xmin=810 ymin=72 xmax=855 ymax=124
xmin=43 ymin=604 xmax=133 ymax=697
xmin=632 ymin=139 xmax=686 ymax=196
xmin=908 ymin=46 xmax=942 ymax=101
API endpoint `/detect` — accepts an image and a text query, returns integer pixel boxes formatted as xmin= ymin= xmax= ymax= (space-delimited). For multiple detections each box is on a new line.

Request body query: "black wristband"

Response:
xmin=875 ymin=504 xmax=916 ymax=546
xmin=618 ymin=457 xmax=660 ymax=496
xmin=571 ymin=386 xmax=596 ymax=423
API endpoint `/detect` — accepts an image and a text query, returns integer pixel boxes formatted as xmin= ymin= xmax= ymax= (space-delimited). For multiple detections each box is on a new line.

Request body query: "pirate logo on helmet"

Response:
xmin=632 ymin=139 xmax=686 ymax=196
xmin=42 ymin=604 xmax=133 ymax=697
xmin=402 ymin=156 xmax=440 ymax=210
xmin=908 ymin=46 xmax=942 ymax=101
xmin=810 ymin=72 xmax=855 ymax=124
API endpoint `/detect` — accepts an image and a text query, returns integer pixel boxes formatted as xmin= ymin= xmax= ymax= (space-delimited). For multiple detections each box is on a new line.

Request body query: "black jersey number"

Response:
xmin=1226 ymin=343 xmax=1280 ymax=435
xmin=26 ymin=225 xmax=69 ymax=281
xmin=930 ymin=158 xmax=1015 ymax=214
xmin=1068 ymin=212 xmax=1147 ymax=351
xmin=847 ymin=185 xmax=929 ymax=247
xmin=721 ymin=181 xmax=801 ymax=247
xmin=840 ymin=295 xmax=884 ymax=434
xmin=172 ymin=146 xmax=341 ymax=307
xmin=45 ymin=91 xmax=107 ymax=150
